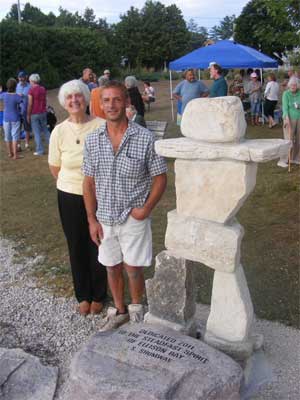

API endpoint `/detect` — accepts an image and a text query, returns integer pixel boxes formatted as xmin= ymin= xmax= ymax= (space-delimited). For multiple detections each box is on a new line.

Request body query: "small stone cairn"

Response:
xmin=145 ymin=96 xmax=290 ymax=360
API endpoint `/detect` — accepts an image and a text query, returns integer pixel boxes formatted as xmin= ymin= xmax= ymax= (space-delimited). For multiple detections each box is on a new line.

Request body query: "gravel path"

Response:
xmin=1 ymin=237 xmax=299 ymax=399
xmin=0 ymin=238 xmax=107 ymax=399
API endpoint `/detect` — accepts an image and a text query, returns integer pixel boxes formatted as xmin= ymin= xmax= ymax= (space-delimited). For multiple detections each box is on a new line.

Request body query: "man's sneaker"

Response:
xmin=277 ymin=160 xmax=288 ymax=168
xmin=99 ymin=307 xmax=129 ymax=332
xmin=128 ymin=304 xmax=144 ymax=323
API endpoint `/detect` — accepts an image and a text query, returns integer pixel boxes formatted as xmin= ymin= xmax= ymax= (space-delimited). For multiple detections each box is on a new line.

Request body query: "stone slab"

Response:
xmin=206 ymin=265 xmax=254 ymax=343
xmin=144 ymin=312 xmax=197 ymax=336
xmin=66 ymin=323 xmax=243 ymax=400
xmin=155 ymin=137 xmax=290 ymax=162
xmin=145 ymin=251 xmax=196 ymax=325
xmin=181 ymin=96 xmax=247 ymax=142
xmin=0 ymin=347 xmax=58 ymax=400
xmin=165 ymin=211 xmax=243 ymax=272
xmin=175 ymin=159 xmax=257 ymax=223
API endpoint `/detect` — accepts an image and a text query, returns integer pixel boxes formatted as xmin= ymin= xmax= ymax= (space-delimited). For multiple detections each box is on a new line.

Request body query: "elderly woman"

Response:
xmin=48 ymin=80 xmax=107 ymax=315
xmin=277 ymin=77 xmax=300 ymax=168
xmin=27 ymin=73 xmax=51 ymax=155
xmin=124 ymin=76 xmax=145 ymax=117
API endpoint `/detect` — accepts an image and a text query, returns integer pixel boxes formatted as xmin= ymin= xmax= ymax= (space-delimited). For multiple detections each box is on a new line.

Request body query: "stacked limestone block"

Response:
xmin=146 ymin=96 xmax=290 ymax=360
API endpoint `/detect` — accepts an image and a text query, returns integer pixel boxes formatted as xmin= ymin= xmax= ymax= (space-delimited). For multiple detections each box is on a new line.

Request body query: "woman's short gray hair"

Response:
xmin=288 ymin=76 xmax=300 ymax=89
xmin=58 ymin=79 xmax=90 ymax=108
xmin=98 ymin=75 xmax=109 ymax=86
xmin=29 ymin=73 xmax=40 ymax=83
xmin=125 ymin=75 xmax=137 ymax=88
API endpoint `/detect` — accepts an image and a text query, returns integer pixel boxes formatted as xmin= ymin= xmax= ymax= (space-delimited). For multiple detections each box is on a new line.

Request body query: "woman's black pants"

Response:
xmin=57 ymin=189 xmax=107 ymax=303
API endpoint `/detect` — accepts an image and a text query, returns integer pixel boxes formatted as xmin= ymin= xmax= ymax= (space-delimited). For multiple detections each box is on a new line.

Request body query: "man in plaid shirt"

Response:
xmin=83 ymin=81 xmax=167 ymax=330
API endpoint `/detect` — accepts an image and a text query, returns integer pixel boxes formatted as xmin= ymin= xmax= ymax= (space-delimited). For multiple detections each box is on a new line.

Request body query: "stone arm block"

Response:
xmin=165 ymin=210 xmax=244 ymax=272
xmin=155 ymin=138 xmax=291 ymax=163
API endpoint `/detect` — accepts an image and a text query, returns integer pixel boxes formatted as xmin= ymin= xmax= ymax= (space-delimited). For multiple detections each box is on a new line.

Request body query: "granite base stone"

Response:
xmin=204 ymin=332 xmax=264 ymax=362
xmin=144 ymin=311 xmax=198 ymax=337
xmin=65 ymin=323 xmax=243 ymax=400
xmin=0 ymin=348 xmax=58 ymax=400
xmin=146 ymin=251 xmax=196 ymax=325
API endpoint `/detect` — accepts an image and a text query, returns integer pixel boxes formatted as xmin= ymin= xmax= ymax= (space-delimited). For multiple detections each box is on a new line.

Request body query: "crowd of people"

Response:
xmin=172 ymin=64 xmax=299 ymax=168
xmin=0 ymin=67 xmax=155 ymax=161
xmin=0 ymin=71 xmax=52 ymax=159
xmin=0 ymin=63 xmax=299 ymax=325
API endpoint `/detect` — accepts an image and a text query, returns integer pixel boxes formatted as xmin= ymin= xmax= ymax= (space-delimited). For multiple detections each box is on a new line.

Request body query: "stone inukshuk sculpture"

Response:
xmin=145 ymin=96 xmax=290 ymax=360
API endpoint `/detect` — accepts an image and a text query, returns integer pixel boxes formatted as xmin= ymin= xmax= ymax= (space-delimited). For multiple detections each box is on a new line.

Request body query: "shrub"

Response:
xmin=0 ymin=21 xmax=117 ymax=88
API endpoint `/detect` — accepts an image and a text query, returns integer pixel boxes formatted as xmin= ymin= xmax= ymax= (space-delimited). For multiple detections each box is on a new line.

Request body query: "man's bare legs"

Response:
xmin=107 ymin=263 xmax=126 ymax=313
xmin=107 ymin=263 xmax=145 ymax=312
xmin=124 ymin=264 xmax=145 ymax=304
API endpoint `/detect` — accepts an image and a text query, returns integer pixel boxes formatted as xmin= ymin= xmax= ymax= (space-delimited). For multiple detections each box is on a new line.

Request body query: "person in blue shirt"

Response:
xmin=0 ymin=78 xmax=23 ymax=159
xmin=16 ymin=71 xmax=31 ymax=149
xmin=209 ymin=63 xmax=228 ymax=98
xmin=173 ymin=69 xmax=209 ymax=114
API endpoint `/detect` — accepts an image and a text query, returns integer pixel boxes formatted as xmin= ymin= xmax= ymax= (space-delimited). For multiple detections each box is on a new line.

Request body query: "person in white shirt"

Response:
xmin=142 ymin=81 xmax=155 ymax=103
xmin=264 ymin=73 xmax=280 ymax=128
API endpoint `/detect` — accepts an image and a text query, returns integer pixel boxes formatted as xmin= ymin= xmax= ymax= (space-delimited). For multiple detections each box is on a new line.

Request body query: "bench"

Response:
xmin=146 ymin=120 xmax=168 ymax=140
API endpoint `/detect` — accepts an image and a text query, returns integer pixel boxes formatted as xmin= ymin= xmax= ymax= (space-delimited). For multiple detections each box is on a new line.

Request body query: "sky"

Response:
xmin=0 ymin=0 xmax=248 ymax=29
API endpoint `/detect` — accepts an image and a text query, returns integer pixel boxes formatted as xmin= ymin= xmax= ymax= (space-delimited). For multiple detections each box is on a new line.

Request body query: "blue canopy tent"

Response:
xmin=168 ymin=40 xmax=278 ymax=120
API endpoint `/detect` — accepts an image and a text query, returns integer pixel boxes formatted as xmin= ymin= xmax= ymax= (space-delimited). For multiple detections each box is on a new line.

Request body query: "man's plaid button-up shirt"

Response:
xmin=82 ymin=121 xmax=167 ymax=226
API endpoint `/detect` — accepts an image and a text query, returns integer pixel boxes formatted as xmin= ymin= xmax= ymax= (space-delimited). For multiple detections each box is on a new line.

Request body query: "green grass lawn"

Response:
xmin=0 ymin=83 xmax=299 ymax=327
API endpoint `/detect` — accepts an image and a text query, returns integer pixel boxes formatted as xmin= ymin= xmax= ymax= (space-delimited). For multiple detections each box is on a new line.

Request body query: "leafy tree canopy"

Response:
xmin=113 ymin=1 xmax=190 ymax=68
xmin=187 ymin=19 xmax=208 ymax=50
xmin=5 ymin=3 xmax=109 ymax=31
xmin=234 ymin=0 xmax=299 ymax=56
xmin=209 ymin=15 xmax=236 ymax=40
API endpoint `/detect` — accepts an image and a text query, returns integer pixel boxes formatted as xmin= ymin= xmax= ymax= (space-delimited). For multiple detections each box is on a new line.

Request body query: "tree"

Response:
xmin=113 ymin=7 xmax=144 ymax=69
xmin=5 ymin=3 xmax=19 ymax=21
xmin=56 ymin=7 xmax=81 ymax=27
xmin=287 ymin=0 xmax=300 ymax=29
xmin=187 ymin=19 xmax=208 ymax=50
xmin=234 ymin=0 xmax=299 ymax=56
xmin=113 ymin=1 xmax=190 ymax=69
xmin=5 ymin=2 xmax=55 ymax=26
xmin=0 ymin=20 xmax=116 ymax=88
xmin=163 ymin=4 xmax=190 ymax=64
xmin=82 ymin=7 xmax=96 ymax=28
xmin=209 ymin=15 xmax=236 ymax=40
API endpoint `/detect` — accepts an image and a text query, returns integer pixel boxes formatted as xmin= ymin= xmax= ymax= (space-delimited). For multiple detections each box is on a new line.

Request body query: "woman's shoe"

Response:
xmin=90 ymin=301 xmax=103 ymax=314
xmin=78 ymin=301 xmax=90 ymax=316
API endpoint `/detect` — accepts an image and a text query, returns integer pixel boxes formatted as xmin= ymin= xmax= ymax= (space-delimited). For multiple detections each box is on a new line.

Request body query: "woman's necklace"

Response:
xmin=67 ymin=117 xmax=90 ymax=144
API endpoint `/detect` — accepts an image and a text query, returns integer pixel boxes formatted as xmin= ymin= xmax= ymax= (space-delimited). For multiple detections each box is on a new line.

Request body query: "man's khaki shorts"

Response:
xmin=98 ymin=216 xmax=152 ymax=267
